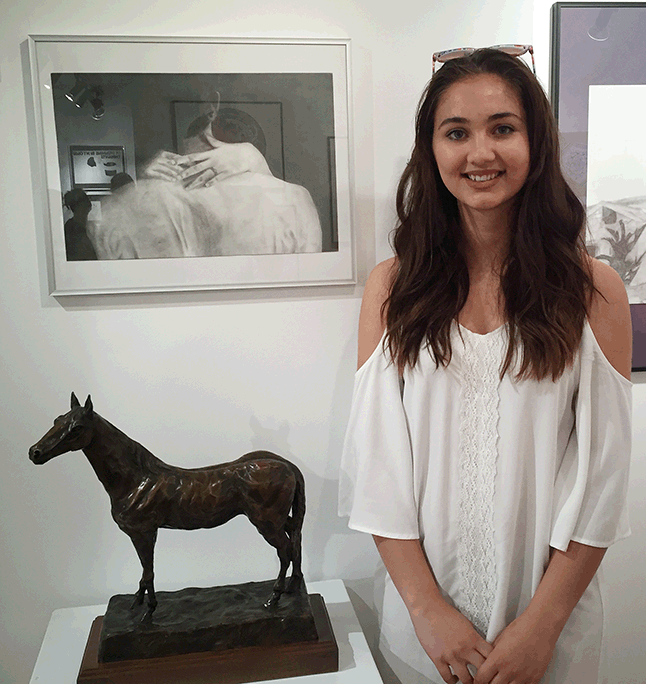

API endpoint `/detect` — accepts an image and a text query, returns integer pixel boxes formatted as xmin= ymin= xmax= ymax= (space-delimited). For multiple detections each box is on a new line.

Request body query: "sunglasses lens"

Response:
xmin=498 ymin=46 xmax=526 ymax=56
xmin=439 ymin=49 xmax=472 ymax=63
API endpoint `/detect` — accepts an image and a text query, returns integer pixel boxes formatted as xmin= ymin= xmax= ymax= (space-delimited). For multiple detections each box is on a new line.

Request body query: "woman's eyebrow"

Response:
xmin=437 ymin=111 xmax=523 ymax=130
xmin=489 ymin=111 xmax=522 ymax=122
xmin=437 ymin=116 xmax=467 ymax=129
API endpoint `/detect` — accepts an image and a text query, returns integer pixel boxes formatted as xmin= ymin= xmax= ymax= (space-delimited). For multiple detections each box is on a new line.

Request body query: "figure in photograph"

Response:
xmin=110 ymin=171 xmax=135 ymax=192
xmin=339 ymin=48 xmax=632 ymax=684
xmin=93 ymin=100 xmax=322 ymax=260
xmin=63 ymin=188 xmax=97 ymax=261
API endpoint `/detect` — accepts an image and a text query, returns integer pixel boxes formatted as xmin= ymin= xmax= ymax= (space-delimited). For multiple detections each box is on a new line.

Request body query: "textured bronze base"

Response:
xmin=77 ymin=594 xmax=338 ymax=684
xmin=99 ymin=580 xmax=318 ymax=662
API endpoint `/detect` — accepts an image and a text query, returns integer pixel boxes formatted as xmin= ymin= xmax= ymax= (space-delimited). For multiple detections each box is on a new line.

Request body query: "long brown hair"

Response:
xmin=385 ymin=48 xmax=593 ymax=381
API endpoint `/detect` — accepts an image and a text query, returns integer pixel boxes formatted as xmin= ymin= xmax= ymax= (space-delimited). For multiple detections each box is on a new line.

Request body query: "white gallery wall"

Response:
xmin=1 ymin=0 xmax=644 ymax=683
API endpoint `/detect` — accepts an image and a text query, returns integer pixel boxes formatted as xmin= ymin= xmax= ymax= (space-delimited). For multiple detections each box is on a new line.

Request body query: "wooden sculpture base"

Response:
xmin=77 ymin=594 xmax=338 ymax=684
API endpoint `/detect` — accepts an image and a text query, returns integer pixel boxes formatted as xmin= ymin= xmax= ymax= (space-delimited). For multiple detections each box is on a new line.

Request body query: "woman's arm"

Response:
xmin=520 ymin=541 xmax=607 ymax=633
xmin=473 ymin=542 xmax=606 ymax=684
xmin=359 ymin=260 xmax=492 ymax=684
xmin=474 ymin=259 xmax=632 ymax=684
xmin=587 ymin=257 xmax=632 ymax=381
xmin=356 ymin=258 xmax=395 ymax=369
xmin=375 ymin=536 xmax=493 ymax=684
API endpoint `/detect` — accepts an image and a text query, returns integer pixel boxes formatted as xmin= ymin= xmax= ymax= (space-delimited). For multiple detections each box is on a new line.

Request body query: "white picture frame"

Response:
xmin=26 ymin=35 xmax=355 ymax=295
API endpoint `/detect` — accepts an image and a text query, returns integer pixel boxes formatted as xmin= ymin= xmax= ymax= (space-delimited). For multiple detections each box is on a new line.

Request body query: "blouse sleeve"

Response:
xmin=550 ymin=322 xmax=632 ymax=551
xmin=338 ymin=336 xmax=420 ymax=538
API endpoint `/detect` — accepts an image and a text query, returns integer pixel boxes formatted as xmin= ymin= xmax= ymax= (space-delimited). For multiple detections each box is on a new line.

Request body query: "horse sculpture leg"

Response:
xmin=260 ymin=462 xmax=306 ymax=605
xmin=128 ymin=529 xmax=158 ymax=619
xmin=256 ymin=523 xmax=292 ymax=609
xmin=285 ymin=518 xmax=304 ymax=593
xmin=285 ymin=468 xmax=306 ymax=594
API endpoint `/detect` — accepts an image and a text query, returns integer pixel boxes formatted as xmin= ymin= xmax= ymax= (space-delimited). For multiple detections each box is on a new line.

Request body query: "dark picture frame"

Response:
xmin=551 ymin=2 xmax=646 ymax=371
xmin=26 ymin=36 xmax=354 ymax=295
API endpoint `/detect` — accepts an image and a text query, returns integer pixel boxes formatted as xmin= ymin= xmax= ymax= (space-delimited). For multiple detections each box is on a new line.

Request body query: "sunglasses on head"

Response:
xmin=432 ymin=44 xmax=535 ymax=74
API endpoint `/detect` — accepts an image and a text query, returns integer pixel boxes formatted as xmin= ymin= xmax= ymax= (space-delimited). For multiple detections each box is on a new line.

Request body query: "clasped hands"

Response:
xmin=142 ymin=140 xmax=272 ymax=189
xmin=412 ymin=602 xmax=557 ymax=684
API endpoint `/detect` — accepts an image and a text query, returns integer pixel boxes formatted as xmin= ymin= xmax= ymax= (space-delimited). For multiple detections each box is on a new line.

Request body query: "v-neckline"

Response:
xmin=457 ymin=321 xmax=506 ymax=337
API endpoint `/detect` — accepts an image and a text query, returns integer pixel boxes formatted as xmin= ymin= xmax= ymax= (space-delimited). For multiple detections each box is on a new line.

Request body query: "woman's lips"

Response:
xmin=463 ymin=171 xmax=504 ymax=182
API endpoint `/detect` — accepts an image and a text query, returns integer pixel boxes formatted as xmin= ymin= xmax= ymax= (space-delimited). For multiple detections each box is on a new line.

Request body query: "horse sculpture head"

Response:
xmin=29 ymin=393 xmax=95 ymax=464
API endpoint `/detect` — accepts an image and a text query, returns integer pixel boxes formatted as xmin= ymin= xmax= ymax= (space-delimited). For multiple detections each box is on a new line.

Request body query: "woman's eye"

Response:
xmin=447 ymin=129 xmax=466 ymax=141
xmin=495 ymin=124 xmax=514 ymax=135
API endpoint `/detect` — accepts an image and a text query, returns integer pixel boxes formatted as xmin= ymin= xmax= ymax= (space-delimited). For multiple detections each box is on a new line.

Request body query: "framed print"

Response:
xmin=26 ymin=35 xmax=354 ymax=295
xmin=551 ymin=3 xmax=646 ymax=370
xmin=70 ymin=145 xmax=126 ymax=193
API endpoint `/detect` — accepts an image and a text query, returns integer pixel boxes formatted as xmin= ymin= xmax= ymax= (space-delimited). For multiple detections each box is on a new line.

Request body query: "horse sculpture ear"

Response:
xmin=71 ymin=392 xmax=80 ymax=409
xmin=84 ymin=395 xmax=94 ymax=415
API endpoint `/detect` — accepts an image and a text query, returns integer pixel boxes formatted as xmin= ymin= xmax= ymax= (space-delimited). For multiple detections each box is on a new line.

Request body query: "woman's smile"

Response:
xmin=463 ymin=170 xmax=505 ymax=183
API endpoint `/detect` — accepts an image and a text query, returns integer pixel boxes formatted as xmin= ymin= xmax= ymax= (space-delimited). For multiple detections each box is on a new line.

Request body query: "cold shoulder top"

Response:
xmin=339 ymin=320 xmax=631 ymax=683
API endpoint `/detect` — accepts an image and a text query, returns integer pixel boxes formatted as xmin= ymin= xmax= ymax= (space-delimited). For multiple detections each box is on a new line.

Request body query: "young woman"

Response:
xmin=339 ymin=48 xmax=632 ymax=684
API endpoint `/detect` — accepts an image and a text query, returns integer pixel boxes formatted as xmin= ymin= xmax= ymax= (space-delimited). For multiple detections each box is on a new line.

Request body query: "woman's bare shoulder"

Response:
xmin=587 ymin=256 xmax=632 ymax=380
xmin=357 ymin=258 xmax=398 ymax=369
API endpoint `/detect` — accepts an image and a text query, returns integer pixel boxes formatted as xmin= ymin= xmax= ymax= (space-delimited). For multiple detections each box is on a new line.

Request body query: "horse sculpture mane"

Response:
xmin=29 ymin=393 xmax=305 ymax=618
xmin=122 ymin=429 xmax=177 ymax=476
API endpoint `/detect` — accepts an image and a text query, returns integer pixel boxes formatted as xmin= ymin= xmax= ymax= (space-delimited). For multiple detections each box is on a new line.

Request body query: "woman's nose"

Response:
xmin=467 ymin=135 xmax=496 ymax=164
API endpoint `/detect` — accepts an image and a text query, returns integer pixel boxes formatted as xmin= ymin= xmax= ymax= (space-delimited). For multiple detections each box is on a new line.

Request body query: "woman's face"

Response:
xmin=432 ymin=73 xmax=530 ymax=219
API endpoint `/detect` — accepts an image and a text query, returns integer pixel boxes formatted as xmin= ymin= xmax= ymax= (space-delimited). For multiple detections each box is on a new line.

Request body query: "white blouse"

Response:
xmin=339 ymin=321 xmax=631 ymax=684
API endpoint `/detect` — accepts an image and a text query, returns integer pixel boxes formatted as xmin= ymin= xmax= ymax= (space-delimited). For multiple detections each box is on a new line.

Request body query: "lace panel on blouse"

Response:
xmin=456 ymin=327 xmax=504 ymax=636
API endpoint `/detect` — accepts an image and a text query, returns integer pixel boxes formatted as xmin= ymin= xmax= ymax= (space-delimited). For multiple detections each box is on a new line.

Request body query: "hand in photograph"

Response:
xmin=180 ymin=140 xmax=272 ymax=189
xmin=142 ymin=150 xmax=185 ymax=182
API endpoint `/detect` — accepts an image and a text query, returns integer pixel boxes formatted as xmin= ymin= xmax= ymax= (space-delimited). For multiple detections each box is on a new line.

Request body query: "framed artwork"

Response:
xmin=70 ymin=145 xmax=126 ymax=193
xmin=551 ymin=3 xmax=646 ymax=370
xmin=26 ymin=35 xmax=354 ymax=295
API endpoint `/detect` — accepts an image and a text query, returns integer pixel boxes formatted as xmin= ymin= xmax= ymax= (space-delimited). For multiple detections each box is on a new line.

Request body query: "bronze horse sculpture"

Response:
xmin=28 ymin=393 xmax=305 ymax=618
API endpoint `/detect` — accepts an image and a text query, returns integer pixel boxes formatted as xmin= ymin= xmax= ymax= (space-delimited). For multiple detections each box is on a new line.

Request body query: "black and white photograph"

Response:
xmin=54 ymin=72 xmax=335 ymax=262
xmin=27 ymin=36 xmax=354 ymax=294
xmin=586 ymin=84 xmax=646 ymax=303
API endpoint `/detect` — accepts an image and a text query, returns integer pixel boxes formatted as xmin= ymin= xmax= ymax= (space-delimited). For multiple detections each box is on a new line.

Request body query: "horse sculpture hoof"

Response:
xmin=140 ymin=609 xmax=155 ymax=624
xmin=264 ymin=591 xmax=282 ymax=610
xmin=286 ymin=575 xmax=304 ymax=594
xmin=131 ymin=593 xmax=145 ymax=609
